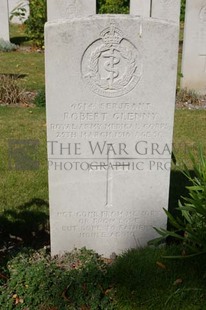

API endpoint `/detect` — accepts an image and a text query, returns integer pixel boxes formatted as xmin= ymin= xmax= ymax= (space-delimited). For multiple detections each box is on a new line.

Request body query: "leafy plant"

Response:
xmin=0 ymin=249 xmax=69 ymax=309
xmin=0 ymin=39 xmax=17 ymax=52
xmin=0 ymin=248 xmax=115 ymax=309
xmin=25 ymin=0 xmax=47 ymax=47
xmin=35 ymin=88 xmax=46 ymax=107
xmin=150 ymin=147 xmax=206 ymax=257
xmin=180 ymin=0 xmax=186 ymax=22
xmin=63 ymin=248 xmax=114 ymax=309
xmin=97 ymin=0 xmax=129 ymax=14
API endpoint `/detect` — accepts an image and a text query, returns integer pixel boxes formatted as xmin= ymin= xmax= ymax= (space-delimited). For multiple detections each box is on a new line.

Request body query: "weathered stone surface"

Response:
xmin=47 ymin=0 xmax=96 ymax=21
xmin=45 ymin=14 xmax=179 ymax=257
xmin=0 ymin=0 xmax=10 ymax=41
xmin=181 ymin=0 xmax=206 ymax=94
xmin=130 ymin=0 xmax=151 ymax=17
xmin=152 ymin=0 xmax=181 ymax=23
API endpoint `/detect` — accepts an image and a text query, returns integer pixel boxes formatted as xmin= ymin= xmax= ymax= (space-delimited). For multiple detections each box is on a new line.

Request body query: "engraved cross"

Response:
xmin=90 ymin=143 xmax=130 ymax=207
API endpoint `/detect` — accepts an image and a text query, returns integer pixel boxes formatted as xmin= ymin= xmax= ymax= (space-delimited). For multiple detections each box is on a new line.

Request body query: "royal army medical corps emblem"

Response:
xmin=81 ymin=23 xmax=142 ymax=98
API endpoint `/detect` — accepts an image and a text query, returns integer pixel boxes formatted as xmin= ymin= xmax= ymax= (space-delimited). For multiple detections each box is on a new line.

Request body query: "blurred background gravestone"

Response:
xmin=47 ymin=0 xmax=96 ymax=21
xmin=8 ymin=0 xmax=29 ymax=24
xmin=152 ymin=0 xmax=181 ymax=22
xmin=130 ymin=0 xmax=180 ymax=21
xmin=0 ymin=0 xmax=10 ymax=41
xmin=181 ymin=0 xmax=206 ymax=94
xmin=130 ymin=0 xmax=151 ymax=17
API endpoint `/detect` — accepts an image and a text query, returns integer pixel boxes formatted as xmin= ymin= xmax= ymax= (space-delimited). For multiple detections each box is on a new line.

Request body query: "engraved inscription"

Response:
xmin=50 ymin=101 xmax=166 ymax=140
xmin=81 ymin=23 xmax=142 ymax=98
xmin=58 ymin=210 xmax=162 ymax=239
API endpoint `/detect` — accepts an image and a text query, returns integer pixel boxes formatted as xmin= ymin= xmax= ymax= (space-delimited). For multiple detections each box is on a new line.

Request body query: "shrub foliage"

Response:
xmin=0 ymin=248 xmax=114 ymax=309
xmin=150 ymin=147 xmax=206 ymax=257
xmin=25 ymin=0 xmax=46 ymax=47
xmin=180 ymin=0 xmax=186 ymax=22
xmin=97 ymin=0 xmax=129 ymax=14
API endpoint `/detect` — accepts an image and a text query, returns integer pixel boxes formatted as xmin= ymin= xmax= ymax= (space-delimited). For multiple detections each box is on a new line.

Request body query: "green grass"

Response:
xmin=10 ymin=23 xmax=29 ymax=44
xmin=0 ymin=107 xmax=48 ymax=205
xmin=0 ymin=24 xmax=44 ymax=91
xmin=177 ymin=23 xmax=184 ymax=88
xmin=112 ymin=246 xmax=206 ymax=310
xmin=173 ymin=110 xmax=206 ymax=167
xmin=0 ymin=51 xmax=44 ymax=91
xmin=0 ymin=107 xmax=48 ymax=247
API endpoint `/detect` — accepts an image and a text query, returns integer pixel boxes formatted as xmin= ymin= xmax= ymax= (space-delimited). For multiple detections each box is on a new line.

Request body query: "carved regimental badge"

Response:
xmin=81 ymin=23 xmax=142 ymax=98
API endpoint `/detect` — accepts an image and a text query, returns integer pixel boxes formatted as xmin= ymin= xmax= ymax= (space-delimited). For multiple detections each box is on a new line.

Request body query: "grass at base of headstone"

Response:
xmin=111 ymin=246 xmax=206 ymax=310
xmin=0 ymin=246 xmax=206 ymax=309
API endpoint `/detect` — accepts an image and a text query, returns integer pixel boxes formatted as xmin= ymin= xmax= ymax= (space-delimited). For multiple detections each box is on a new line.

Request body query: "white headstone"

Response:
xmin=45 ymin=7 xmax=179 ymax=257
xmin=0 ymin=0 xmax=10 ymax=41
xmin=130 ymin=0 xmax=151 ymax=17
xmin=8 ymin=0 xmax=29 ymax=24
xmin=152 ymin=0 xmax=181 ymax=23
xmin=181 ymin=0 xmax=206 ymax=94
xmin=47 ymin=0 xmax=96 ymax=21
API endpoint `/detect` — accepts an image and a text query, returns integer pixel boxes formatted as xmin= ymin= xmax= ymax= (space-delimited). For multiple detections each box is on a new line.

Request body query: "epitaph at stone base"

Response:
xmin=45 ymin=15 xmax=179 ymax=257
